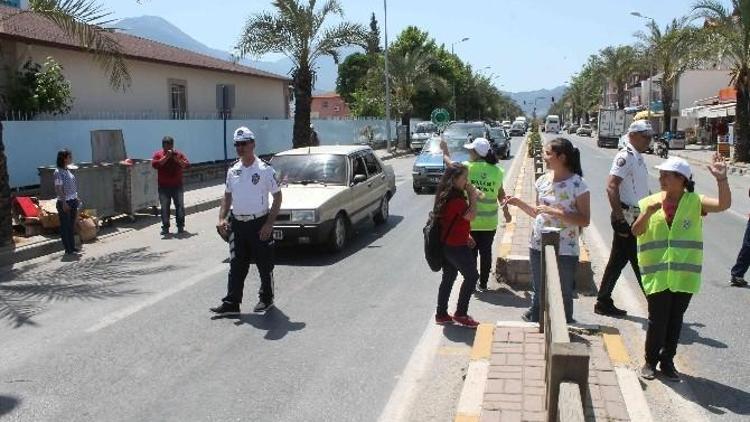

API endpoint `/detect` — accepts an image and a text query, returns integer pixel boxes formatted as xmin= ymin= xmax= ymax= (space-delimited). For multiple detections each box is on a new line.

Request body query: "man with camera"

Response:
xmin=152 ymin=136 xmax=190 ymax=236
xmin=595 ymin=120 xmax=652 ymax=316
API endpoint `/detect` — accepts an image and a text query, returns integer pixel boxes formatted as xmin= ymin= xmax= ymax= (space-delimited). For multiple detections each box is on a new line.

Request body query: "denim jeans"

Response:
xmin=471 ymin=230 xmax=497 ymax=287
xmin=731 ymin=218 xmax=750 ymax=279
xmin=529 ymin=248 xmax=577 ymax=322
xmin=437 ymin=245 xmax=480 ymax=317
xmin=56 ymin=198 xmax=78 ymax=253
xmin=158 ymin=186 xmax=185 ymax=230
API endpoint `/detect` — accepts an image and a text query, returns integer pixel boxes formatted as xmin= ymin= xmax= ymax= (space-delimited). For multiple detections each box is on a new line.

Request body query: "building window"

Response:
xmin=169 ymin=79 xmax=187 ymax=119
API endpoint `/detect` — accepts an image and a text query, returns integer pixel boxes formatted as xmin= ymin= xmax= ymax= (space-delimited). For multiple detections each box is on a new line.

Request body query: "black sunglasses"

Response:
xmin=234 ymin=140 xmax=254 ymax=147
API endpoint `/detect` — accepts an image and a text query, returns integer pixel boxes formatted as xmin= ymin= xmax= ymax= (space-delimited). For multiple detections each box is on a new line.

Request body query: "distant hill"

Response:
xmin=504 ymin=86 xmax=568 ymax=118
xmin=114 ymin=16 xmax=357 ymax=92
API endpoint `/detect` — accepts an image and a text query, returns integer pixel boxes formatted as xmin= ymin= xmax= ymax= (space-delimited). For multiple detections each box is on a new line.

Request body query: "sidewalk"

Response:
xmin=669 ymin=144 xmax=750 ymax=176
xmin=2 ymin=147 xmax=409 ymax=268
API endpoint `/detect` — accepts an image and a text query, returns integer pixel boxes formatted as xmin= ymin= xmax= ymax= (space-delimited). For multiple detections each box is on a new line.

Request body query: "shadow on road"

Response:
xmin=0 ymin=247 xmax=176 ymax=328
xmin=0 ymin=395 xmax=20 ymax=417
xmin=622 ymin=315 xmax=728 ymax=349
xmin=212 ymin=307 xmax=306 ymax=340
xmin=441 ymin=324 xmax=476 ymax=347
xmin=675 ymin=373 xmax=750 ymax=416
xmin=474 ymin=288 xmax=529 ymax=308
xmin=274 ymin=215 xmax=406 ymax=267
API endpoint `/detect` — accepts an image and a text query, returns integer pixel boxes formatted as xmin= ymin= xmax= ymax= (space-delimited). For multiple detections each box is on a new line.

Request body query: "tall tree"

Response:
xmin=335 ymin=52 xmax=370 ymax=104
xmin=366 ymin=12 xmax=381 ymax=55
xmin=635 ymin=17 xmax=708 ymax=132
xmin=694 ymin=0 xmax=750 ymax=161
xmin=0 ymin=0 xmax=131 ymax=247
xmin=236 ymin=0 xmax=367 ymax=148
xmin=599 ymin=45 xmax=640 ymax=109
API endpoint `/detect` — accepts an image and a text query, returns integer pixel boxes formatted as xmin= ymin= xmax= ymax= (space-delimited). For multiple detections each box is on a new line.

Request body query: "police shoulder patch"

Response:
xmin=616 ymin=157 xmax=627 ymax=167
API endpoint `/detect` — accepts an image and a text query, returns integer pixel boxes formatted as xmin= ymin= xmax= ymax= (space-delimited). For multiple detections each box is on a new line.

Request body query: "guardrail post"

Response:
xmin=547 ymin=342 xmax=589 ymax=422
xmin=539 ymin=230 xmax=560 ymax=333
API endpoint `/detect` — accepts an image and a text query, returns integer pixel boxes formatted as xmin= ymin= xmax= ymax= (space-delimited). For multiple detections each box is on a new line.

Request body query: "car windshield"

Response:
xmin=489 ymin=128 xmax=504 ymax=138
xmin=423 ymin=138 xmax=464 ymax=154
xmin=512 ymin=122 xmax=524 ymax=129
xmin=581 ymin=125 xmax=591 ymax=129
xmin=271 ymin=154 xmax=348 ymax=185
xmin=415 ymin=123 xmax=437 ymax=133
xmin=444 ymin=123 xmax=485 ymax=138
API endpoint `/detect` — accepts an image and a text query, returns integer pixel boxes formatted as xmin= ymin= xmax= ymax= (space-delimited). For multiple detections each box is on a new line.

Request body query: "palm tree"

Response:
xmin=236 ymin=0 xmax=367 ymax=148
xmin=387 ymin=44 xmax=447 ymax=125
xmin=635 ymin=17 xmax=707 ymax=133
xmin=599 ymin=45 xmax=641 ymax=109
xmin=694 ymin=0 xmax=750 ymax=161
xmin=0 ymin=0 xmax=131 ymax=247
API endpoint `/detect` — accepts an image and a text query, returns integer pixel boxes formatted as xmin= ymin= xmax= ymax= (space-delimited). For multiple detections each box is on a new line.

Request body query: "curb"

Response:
xmin=454 ymin=323 xmax=495 ymax=422
xmin=1 ymin=197 xmax=222 ymax=267
xmin=600 ymin=326 xmax=654 ymax=422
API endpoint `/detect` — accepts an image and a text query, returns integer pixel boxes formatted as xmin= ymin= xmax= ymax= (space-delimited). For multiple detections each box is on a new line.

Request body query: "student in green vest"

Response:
xmin=440 ymin=137 xmax=512 ymax=291
xmin=632 ymin=155 xmax=730 ymax=381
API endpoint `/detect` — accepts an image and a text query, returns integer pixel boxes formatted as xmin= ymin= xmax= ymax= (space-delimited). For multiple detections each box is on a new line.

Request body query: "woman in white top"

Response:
xmin=54 ymin=149 xmax=80 ymax=255
xmin=506 ymin=138 xmax=591 ymax=323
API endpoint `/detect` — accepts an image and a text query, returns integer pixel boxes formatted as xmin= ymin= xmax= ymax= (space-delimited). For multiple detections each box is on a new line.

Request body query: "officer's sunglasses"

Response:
xmin=234 ymin=140 xmax=254 ymax=147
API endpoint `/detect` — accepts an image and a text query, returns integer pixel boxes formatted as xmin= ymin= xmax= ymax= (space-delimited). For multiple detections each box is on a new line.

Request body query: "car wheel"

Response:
xmin=374 ymin=195 xmax=390 ymax=225
xmin=327 ymin=214 xmax=348 ymax=253
xmin=413 ymin=183 xmax=421 ymax=194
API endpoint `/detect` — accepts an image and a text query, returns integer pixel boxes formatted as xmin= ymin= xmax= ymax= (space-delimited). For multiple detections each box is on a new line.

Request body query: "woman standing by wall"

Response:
xmin=632 ymin=155 xmax=730 ymax=381
xmin=506 ymin=138 xmax=590 ymax=323
xmin=54 ymin=149 xmax=80 ymax=255
xmin=433 ymin=163 xmax=482 ymax=328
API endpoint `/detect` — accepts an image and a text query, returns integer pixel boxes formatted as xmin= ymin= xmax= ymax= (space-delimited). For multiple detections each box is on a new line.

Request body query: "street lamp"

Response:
xmin=383 ymin=0 xmax=392 ymax=150
xmin=451 ymin=37 xmax=470 ymax=121
xmin=631 ymin=11 xmax=656 ymax=121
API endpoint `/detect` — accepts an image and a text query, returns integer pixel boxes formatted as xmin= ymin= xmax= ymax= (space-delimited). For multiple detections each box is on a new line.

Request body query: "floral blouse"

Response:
xmin=529 ymin=173 xmax=589 ymax=256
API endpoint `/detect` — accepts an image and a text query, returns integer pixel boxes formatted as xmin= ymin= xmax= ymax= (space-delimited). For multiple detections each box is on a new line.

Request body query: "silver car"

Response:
xmin=270 ymin=145 xmax=396 ymax=252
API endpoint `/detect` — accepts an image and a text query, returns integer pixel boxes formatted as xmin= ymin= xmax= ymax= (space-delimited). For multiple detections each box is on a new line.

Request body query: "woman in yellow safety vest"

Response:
xmin=441 ymin=137 xmax=512 ymax=291
xmin=632 ymin=154 xmax=730 ymax=381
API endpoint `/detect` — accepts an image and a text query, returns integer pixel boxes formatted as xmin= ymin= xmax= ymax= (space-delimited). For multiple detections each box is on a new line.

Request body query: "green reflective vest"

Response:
xmin=637 ymin=192 xmax=703 ymax=295
xmin=465 ymin=161 xmax=504 ymax=231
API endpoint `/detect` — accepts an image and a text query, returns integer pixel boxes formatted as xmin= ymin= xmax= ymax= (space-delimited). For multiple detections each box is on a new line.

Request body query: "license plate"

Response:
xmin=430 ymin=177 xmax=441 ymax=183
xmin=273 ymin=229 xmax=283 ymax=240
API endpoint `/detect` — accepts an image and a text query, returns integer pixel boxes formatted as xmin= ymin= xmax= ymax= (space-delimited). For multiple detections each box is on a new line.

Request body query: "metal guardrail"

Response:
xmin=540 ymin=230 xmax=590 ymax=422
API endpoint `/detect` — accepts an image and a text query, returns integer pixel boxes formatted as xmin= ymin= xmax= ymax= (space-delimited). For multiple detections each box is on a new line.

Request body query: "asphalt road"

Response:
xmin=560 ymin=131 xmax=750 ymax=422
xmin=0 ymin=139 xmax=525 ymax=422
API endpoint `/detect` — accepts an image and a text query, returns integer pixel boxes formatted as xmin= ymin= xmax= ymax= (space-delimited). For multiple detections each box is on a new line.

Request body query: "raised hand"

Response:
xmin=707 ymin=152 xmax=728 ymax=180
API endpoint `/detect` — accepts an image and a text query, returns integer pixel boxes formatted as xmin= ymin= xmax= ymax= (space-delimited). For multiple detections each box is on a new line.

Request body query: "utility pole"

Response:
xmin=451 ymin=37 xmax=469 ymax=121
xmin=383 ymin=0 xmax=392 ymax=151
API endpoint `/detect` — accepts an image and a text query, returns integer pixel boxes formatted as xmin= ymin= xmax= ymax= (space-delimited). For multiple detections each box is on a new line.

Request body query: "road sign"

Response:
xmin=431 ymin=108 xmax=450 ymax=129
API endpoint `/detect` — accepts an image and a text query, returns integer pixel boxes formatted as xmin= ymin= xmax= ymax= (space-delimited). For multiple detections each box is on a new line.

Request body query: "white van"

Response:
xmin=545 ymin=115 xmax=561 ymax=134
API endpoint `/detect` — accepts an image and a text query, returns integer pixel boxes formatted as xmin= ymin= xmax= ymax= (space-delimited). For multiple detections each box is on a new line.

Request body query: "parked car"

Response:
xmin=509 ymin=121 xmax=526 ymax=136
xmin=270 ymin=145 xmax=396 ymax=252
xmin=502 ymin=120 xmax=512 ymax=130
xmin=567 ymin=124 xmax=580 ymax=134
xmin=489 ymin=127 xmax=511 ymax=159
xmin=412 ymin=137 xmax=470 ymax=193
xmin=410 ymin=122 xmax=438 ymax=152
xmin=662 ymin=131 xmax=686 ymax=149
xmin=576 ymin=124 xmax=592 ymax=137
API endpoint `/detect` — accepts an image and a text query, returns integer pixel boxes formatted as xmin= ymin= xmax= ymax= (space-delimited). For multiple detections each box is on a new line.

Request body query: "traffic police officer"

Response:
xmin=211 ymin=126 xmax=282 ymax=315
xmin=595 ymin=120 xmax=653 ymax=316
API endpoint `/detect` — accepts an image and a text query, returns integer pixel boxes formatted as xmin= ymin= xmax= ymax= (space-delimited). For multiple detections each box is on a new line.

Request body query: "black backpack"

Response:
xmin=423 ymin=209 xmax=464 ymax=272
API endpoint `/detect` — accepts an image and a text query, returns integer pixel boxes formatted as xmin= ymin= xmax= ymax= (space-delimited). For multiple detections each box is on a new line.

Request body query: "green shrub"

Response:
xmin=527 ymin=132 xmax=542 ymax=157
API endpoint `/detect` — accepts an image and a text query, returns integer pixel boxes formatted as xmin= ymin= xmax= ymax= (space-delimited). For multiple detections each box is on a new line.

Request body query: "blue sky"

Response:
xmin=105 ymin=0 xmax=708 ymax=92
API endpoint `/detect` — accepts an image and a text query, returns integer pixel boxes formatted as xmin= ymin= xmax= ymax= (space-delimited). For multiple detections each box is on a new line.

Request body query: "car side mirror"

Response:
xmin=352 ymin=174 xmax=367 ymax=185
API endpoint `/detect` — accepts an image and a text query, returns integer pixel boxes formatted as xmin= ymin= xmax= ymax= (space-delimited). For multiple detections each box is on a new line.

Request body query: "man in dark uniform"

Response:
xmin=211 ymin=126 xmax=282 ymax=315
xmin=595 ymin=120 xmax=653 ymax=316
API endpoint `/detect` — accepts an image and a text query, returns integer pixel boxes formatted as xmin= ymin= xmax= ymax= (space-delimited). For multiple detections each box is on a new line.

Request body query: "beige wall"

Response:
xmin=7 ymin=41 xmax=288 ymax=118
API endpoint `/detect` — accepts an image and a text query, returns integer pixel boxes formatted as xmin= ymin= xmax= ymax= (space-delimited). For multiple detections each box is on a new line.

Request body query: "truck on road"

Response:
xmin=597 ymin=108 xmax=633 ymax=148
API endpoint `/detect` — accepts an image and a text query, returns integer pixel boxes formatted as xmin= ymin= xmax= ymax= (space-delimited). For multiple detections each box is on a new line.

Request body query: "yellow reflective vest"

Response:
xmin=465 ymin=161 xmax=504 ymax=231
xmin=637 ymin=192 xmax=703 ymax=295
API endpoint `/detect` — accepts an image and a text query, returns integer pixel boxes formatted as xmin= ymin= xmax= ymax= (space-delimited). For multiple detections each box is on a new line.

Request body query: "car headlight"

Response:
xmin=291 ymin=210 xmax=316 ymax=224
xmin=412 ymin=166 xmax=425 ymax=175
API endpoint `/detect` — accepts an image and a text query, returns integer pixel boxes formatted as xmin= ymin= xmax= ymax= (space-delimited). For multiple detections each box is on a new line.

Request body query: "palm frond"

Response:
xmin=312 ymin=21 xmax=367 ymax=62
xmin=28 ymin=0 xmax=131 ymax=90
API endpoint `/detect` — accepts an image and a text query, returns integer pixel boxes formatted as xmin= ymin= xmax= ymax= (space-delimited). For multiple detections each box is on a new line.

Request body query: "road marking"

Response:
xmin=85 ymin=264 xmax=227 ymax=333
xmin=615 ymin=367 xmax=654 ymax=422
xmin=377 ymin=318 xmax=444 ymax=422
xmin=600 ymin=326 xmax=630 ymax=365
xmin=470 ymin=323 xmax=494 ymax=360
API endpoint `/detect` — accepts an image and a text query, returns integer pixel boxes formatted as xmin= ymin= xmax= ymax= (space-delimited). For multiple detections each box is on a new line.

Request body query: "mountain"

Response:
xmin=504 ymin=86 xmax=568 ymax=118
xmin=114 ymin=16 xmax=356 ymax=92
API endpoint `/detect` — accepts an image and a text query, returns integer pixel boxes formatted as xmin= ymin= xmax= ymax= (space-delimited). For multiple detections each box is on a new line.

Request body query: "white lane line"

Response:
xmin=377 ymin=318 xmax=443 ymax=422
xmin=85 ymin=264 xmax=227 ymax=333
xmin=586 ymin=224 xmax=710 ymax=422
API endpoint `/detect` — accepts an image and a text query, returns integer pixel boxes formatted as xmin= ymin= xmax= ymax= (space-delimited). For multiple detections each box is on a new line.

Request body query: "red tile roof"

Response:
xmin=0 ymin=5 xmax=290 ymax=82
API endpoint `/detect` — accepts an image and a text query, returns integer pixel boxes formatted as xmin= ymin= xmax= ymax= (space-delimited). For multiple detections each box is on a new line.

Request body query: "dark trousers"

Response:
xmin=437 ymin=245 xmax=479 ymax=317
xmin=731 ymin=218 xmax=750 ymax=278
xmin=56 ymin=199 xmax=78 ymax=253
xmin=223 ymin=216 xmax=275 ymax=305
xmin=598 ymin=229 xmax=642 ymax=304
xmin=471 ymin=230 xmax=496 ymax=287
xmin=645 ymin=290 xmax=692 ymax=366
xmin=158 ymin=186 xmax=185 ymax=230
